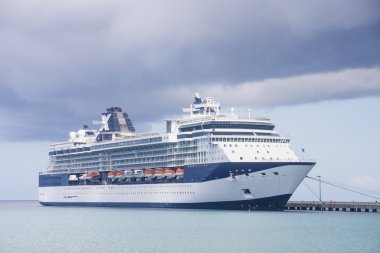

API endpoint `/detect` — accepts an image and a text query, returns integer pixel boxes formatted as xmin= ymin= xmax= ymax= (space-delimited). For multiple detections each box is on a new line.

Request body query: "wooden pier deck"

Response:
xmin=285 ymin=201 xmax=380 ymax=213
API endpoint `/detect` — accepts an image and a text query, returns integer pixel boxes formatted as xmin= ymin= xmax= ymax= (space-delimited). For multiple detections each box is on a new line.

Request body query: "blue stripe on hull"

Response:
xmin=39 ymin=161 xmax=315 ymax=187
xmin=183 ymin=161 xmax=314 ymax=183
xmin=39 ymin=194 xmax=292 ymax=211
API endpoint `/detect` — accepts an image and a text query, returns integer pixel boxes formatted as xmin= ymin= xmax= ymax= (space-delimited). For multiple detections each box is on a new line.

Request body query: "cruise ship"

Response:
xmin=38 ymin=94 xmax=316 ymax=210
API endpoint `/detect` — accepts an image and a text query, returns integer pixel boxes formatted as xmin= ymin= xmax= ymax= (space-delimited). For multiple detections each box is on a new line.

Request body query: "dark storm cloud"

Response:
xmin=0 ymin=0 xmax=379 ymax=141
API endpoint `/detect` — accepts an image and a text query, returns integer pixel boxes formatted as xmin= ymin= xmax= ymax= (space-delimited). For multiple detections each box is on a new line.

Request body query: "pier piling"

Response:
xmin=285 ymin=201 xmax=380 ymax=213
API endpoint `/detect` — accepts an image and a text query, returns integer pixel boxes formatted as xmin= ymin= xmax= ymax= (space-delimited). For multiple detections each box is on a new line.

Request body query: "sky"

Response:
xmin=0 ymin=0 xmax=379 ymax=201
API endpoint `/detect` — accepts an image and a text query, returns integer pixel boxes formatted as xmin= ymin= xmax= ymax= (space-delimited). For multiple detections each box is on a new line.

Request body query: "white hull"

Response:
xmin=39 ymin=164 xmax=312 ymax=208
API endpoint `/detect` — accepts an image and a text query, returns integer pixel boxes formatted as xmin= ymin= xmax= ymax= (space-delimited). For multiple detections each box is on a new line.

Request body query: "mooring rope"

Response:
xmin=302 ymin=181 xmax=321 ymax=201
xmin=306 ymin=176 xmax=380 ymax=201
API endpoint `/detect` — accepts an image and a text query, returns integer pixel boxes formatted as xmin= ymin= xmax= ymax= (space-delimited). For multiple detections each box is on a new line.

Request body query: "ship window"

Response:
xmin=273 ymin=172 xmax=279 ymax=175
xmin=240 ymin=157 xmax=243 ymax=160
xmin=261 ymin=173 xmax=266 ymax=176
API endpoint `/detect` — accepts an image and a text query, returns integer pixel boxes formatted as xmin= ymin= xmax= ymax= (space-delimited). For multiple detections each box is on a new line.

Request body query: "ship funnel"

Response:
xmin=94 ymin=107 xmax=135 ymax=142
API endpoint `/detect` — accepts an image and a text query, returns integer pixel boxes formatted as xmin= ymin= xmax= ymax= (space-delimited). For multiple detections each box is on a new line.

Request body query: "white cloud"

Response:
xmin=176 ymin=67 xmax=380 ymax=108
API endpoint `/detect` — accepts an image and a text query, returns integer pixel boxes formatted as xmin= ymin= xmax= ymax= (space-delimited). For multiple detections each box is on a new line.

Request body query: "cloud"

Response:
xmin=0 ymin=0 xmax=379 ymax=141
xmin=1 ymin=67 xmax=378 ymax=142
xmin=187 ymin=67 xmax=380 ymax=108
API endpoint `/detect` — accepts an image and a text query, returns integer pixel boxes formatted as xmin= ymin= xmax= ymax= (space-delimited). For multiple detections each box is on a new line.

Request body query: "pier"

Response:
xmin=287 ymin=175 xmax=380 ymax=212
xmin=285 ymin=201 xmax=380 ymax=213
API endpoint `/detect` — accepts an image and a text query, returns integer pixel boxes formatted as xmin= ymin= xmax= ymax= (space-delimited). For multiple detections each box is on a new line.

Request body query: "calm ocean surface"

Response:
xmin=0 ymin=201 xmax=379 ymax=253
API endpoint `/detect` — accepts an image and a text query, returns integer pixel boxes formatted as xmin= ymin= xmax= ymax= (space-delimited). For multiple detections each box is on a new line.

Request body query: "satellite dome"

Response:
xmin=77 ymin=129 xmax=86 ymax=137
xmin=69 ymin=132 xmax=76 ymax=140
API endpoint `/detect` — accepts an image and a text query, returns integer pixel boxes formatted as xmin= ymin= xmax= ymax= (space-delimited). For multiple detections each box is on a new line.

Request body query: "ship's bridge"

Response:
xmin=166 ymin=94 xmax=275 ymax=135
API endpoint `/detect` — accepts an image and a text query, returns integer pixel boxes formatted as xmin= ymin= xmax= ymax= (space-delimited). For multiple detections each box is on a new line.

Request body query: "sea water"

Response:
xmin=0 ymin=201 xmax=379 ymax=253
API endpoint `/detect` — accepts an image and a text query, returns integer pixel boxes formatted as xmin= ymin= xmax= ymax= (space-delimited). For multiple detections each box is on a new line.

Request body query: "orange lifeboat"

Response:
xmin=84 ymin=172 xmax=100 ymax=180
xmin=115 ymin=171 xmax=124 ymax=180
xmin=164 ymin=168 xmax=175 ymax=178
xmin=175 ymin=168 xmax=184 ymax=177
xmin=108 ymin=171 xmax=117 ymax=179
xmin=154 ymin=169 xmax=165 ymax=179
xmin=145 ymin=170 xmax=154 ymax=179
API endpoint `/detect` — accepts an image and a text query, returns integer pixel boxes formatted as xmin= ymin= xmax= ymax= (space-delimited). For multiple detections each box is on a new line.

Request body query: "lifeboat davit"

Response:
xmin=115 ymin=171 xmax=125 ymax=180
xmin=154 ymin=169 xmax=164 ymax=179
xmin=164 ymin=168 xmax=175 ymax=178
xmin=108 ymin=171 xmax=117 ymax=180
xmin=144 ymin=170 xmax=154 ymax=179
xmin=175 ymin=168 xmax=184 ymax=178
xmin=124 ymin=170 xmax=134 ymax=178
xmin=134 ymin=169 xmax=144 ymax=178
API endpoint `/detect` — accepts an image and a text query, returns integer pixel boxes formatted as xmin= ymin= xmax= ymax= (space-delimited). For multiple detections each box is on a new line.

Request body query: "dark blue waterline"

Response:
xmin=39 ymin=194 xmax=292 ymax=211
